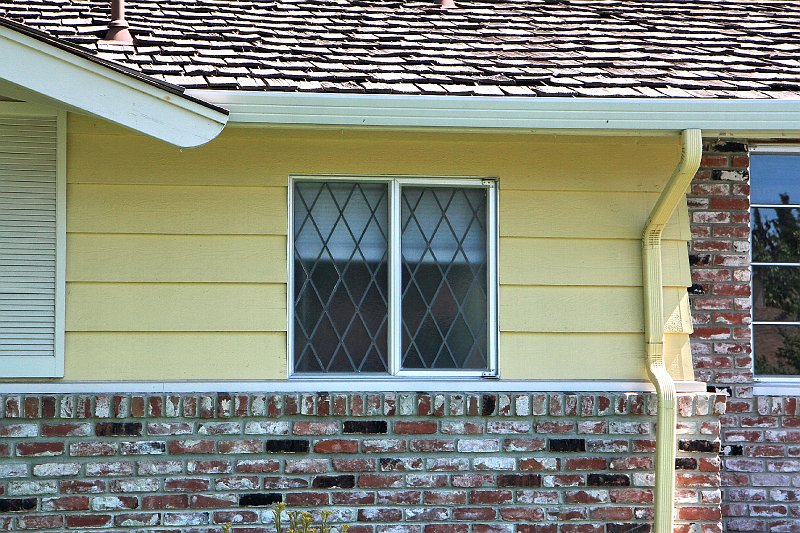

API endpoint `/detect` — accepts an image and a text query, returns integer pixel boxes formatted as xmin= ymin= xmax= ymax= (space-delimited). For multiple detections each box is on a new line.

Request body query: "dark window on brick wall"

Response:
xmin=751 ymin=153 xmax=800 ymax=375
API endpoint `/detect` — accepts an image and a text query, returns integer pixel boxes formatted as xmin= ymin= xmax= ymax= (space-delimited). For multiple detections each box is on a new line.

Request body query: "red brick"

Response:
xmin=165 ymin=478 xmax=211 ymax=492
xmin=41 ymin=496 xmax=89 ymax=511
xmin=218 ymin=440 xmax=262 ymax=454
xmin=293 ymin=421 xmax=337 ymax=435
xmin=142 ymin=495 xmax=188 ymax=510
xmin=564 ymin=457 xmax=606 ymax=470
xmin=314 ymin=439 xmax=359 ymax=454
xmin=394 ymin=421 xmax=437 ymax=434
xmin=426 ymin=526 xmax=468 ymax=533
xmin=499 ymin=507 xmax=545 ymax=521
xmin=16 ymin=515 xmax=65 ymax=530
xmin=16 ymin=442 xmax=64 ymax=457
xmin=65 ymin=514 xmax=112 ymax=529
xmin=589 ymin=506 xmax=634 ymax=520
xmin=41 ymin=423 xmax=91 ymax=437
xmin=470 ymin=490 xmax=513 ymax=504
xmin=335 ymin=459 xmax=377 ymax=472
xmin=167 ymin=440 xmax=214 ymax=454
xmin=358 ymin=474 xmax=403 ymax=488
xmin=358 ymin=508 xmax=403 ymax=522
xmin=189 ymin=493 xmax=237 ymax=508
xmin=678 ymin=506 xmax=723 ymax=521
xmin=285 ymin=492 xmax=328 ymax=506
xmin=453 ymin=507 xmax=497 ymax=520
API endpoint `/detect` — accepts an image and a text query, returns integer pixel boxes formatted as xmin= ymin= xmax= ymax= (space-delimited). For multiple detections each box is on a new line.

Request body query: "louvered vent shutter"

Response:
xmin=0 ymin=114 xmax=60 ymax=376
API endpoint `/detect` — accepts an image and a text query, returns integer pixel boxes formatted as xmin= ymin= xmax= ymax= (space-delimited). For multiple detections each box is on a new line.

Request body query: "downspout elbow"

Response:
xmin=642 ymin=128 xmax=702 ymax=533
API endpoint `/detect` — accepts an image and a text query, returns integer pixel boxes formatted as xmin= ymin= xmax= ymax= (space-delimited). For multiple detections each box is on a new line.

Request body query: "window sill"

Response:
xmin=0 ymin=379 xmax=709 ymax=394
xmin=754 ymin=376 xmax=800 ymax=396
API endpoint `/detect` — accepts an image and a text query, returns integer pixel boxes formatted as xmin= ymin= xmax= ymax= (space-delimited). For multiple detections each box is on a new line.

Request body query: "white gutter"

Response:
xmin=190 ymin=90 xmax=800 ymax=136
xmin=642 ymin=129 xmax=703 ymax=533
xmin=0 ymin=25 xmax=228 ymax=147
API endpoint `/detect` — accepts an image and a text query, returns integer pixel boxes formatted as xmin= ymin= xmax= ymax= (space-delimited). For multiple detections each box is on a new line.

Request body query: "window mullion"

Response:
xmin=389 ymin=179 xmax=402 ymax=376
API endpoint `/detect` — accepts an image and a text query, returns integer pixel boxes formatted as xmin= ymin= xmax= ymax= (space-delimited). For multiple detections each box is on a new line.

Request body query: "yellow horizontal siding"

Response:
xmin=500 ymin=332 xmax=647 ymax=380
xmin=501 ymin=190 xmax=690 ymax=240
xmin=67 ymin=184 xmax=287 ymax=235
xmin=67 ymin=283 xmax=286 ymax=332
xmin=68 ymin=120 xmax=679 ymax=193
xmin=500 ymin=286 xmax=690 ymax=333
xmin=500 ymin=238 xmax=690 ymax=287
xmin=67 ymin=234 xmax=286 ymax=282
xmin=65 ymin=332 xmax=286 ymax=380
xmin=52 ymin=116 xmax=695 ymax=382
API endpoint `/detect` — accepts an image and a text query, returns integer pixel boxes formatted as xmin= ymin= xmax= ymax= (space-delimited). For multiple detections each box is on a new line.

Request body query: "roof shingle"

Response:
xmin=4 ymin=0 xmax=800 ymax=97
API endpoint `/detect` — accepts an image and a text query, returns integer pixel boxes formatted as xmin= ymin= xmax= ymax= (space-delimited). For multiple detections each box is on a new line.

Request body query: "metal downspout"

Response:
xmin=642 ymin=129 xmax=702 ymax=533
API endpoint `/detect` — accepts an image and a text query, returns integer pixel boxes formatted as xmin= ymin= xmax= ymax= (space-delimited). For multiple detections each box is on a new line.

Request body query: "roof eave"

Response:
xmin=0 ymin=21 xmax=228 ymax=148
xmin=189 ymin=89 xmax=800 ymax=138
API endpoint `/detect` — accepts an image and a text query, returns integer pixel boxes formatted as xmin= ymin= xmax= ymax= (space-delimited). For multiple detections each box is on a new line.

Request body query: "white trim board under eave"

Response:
xmin=0 ymin=380 xmax=709 ymax=394
xmin=0 ymin=26 xmax=227 ymax=147
xmin=188 ymin=90 xmax=800 ymax=137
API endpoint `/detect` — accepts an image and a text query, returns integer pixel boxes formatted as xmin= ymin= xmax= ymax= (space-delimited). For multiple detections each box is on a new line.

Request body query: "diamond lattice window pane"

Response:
xmin=293 ymin=182 xmax=389 ymax=373
xmin=400 ymin=187 xmax=488 ymax=370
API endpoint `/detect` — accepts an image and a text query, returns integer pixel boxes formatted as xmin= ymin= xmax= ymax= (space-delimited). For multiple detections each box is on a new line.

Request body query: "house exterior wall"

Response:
xmin=0 ymin=391 xmax=723 ymax=532
xmin=687 ymin=141 xmax=800 ymax=532
xmin=59 ymin=115 xmax=694 ymax=382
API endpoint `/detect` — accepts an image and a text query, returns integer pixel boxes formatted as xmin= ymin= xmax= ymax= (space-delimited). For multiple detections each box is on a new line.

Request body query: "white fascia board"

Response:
xmin=189 ymin=90 xmax=800 ymax=137
xmin=0 ymin=27 xmax=228 ymax=147
xmin=0 ymin=380 xmax=708 ymax=394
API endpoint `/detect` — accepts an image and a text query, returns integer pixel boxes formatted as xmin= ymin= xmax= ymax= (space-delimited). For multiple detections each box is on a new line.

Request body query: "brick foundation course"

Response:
xmin=688 ymin=141 xmax=800 ymax=532
xmin=0 ymin=391 xmax=722 ymax=532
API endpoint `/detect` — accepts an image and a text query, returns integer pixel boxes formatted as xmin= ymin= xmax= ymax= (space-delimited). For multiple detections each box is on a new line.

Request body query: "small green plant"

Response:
xmin=271 ymin=502 xmax=350 ymax=533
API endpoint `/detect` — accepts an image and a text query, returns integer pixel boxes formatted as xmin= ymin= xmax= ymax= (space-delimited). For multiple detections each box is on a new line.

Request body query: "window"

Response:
xmin=751 ymin=152 xmax=800 ymax=375
xmin=0 ymin=106 xmax=65 ymax=378
xmin=290 ymin=177 xmax=497 ymax=377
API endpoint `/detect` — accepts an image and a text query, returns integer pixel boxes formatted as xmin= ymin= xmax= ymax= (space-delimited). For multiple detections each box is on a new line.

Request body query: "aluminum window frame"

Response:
xmin=287 ymin=175 xmax=498 ymax=379
xmin=749 ymin=147 xmax=800 ymax=383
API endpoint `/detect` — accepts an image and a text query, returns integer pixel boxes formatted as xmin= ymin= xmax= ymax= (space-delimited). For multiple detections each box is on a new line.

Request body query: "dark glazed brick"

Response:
xmin=265 ymin=440 xmax=309 ymax=453
xmin=0 ymin=498 xmax=36 ymax=512
xmin=95 ymin=422 xmax=142 ymax=436
xmin=343 ymin=421 xmax=388 ymax=434
xmin=497 ymin=474 xmax=541 ymax=487
xmin=678 ymin=439 xmax=720 ymax=453
xmin=722 ymin=445 xmax=743 ymax=456
xmin=587 ymin=474 xmax=630 ymax=486
xmin=675 ymin=458 xmax=698 ymax=470
xmin=549 ymin=439 xmax=586 ymax=452
xmin=238 ymin=493 xmax=282 ymax=507
xmin=688 ymin=255 xmax=710 ymax=266
xmin=688 ymin=283 xmax=705 ymax=295
xmin=711 ymin=169 xmax=748 ymax=181
xmin=481 ymin=395 xmax=496 ymax=416
xmin=710 ymin=141 xmax=747 ymax=153
xmin=312 ymin=475 xmax=356 ymax=489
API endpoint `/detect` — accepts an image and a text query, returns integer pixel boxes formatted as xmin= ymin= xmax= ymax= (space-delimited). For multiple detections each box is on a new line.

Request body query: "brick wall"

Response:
xmin=688 ymin=141 xmax=800 ymax=531
xmin=0 ymin=392 xmax=722 ymax=532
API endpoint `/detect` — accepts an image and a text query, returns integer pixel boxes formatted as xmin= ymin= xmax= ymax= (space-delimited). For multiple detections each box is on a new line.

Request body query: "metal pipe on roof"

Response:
xmin=104 ymin=0 xmax=133 ymax=43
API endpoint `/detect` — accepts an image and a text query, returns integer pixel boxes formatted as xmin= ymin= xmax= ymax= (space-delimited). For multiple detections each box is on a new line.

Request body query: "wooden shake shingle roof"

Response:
xmin=3 ymin=0 xmax=800 ymax=98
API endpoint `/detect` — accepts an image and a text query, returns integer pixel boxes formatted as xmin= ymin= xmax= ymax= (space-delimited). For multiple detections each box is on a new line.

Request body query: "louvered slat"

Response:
xmin=0 ymin=114 xmax=57 ymax=360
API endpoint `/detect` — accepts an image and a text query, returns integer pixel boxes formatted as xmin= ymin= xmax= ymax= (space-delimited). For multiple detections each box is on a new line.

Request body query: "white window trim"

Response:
xmin=748 ymin=146 xmax=800 ymax=393
xmin=287 ymin=175 xmax=499 ymax=379
xmin=0 ymin=102 xmax=66 ymax=378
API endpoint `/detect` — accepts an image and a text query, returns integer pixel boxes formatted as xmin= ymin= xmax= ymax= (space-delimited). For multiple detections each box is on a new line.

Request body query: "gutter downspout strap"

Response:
xmin=642 ymin=129 xmax=702 ymax=533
